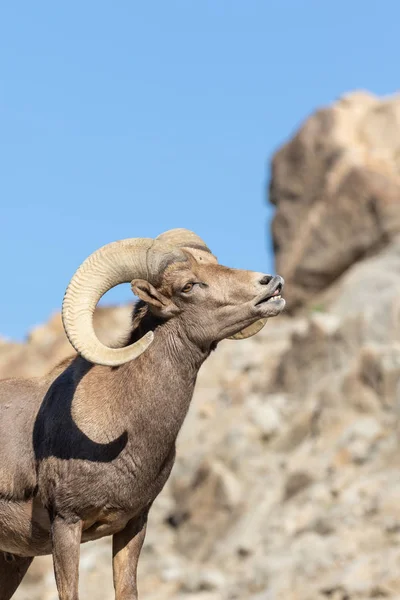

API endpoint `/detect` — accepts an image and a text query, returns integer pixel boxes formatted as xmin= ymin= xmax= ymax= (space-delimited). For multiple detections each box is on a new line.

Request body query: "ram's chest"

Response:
xmin=38 ymin=444 xmax=176 ymax=524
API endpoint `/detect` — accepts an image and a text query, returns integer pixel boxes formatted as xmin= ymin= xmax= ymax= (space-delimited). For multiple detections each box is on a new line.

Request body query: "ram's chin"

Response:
xmin=259 ymin=297 xmax=286 ymax=317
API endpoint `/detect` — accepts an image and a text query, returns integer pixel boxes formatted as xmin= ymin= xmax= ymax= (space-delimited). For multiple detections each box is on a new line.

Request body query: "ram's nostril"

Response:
xmin=259 ymin=275 xmax=273 ymax=285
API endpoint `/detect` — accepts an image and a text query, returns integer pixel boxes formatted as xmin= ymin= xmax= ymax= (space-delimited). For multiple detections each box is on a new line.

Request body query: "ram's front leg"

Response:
xmin=112 ymin=512 xmax=148 ymax=600
xmin=51 ymin=515 xmax=82 ymax=600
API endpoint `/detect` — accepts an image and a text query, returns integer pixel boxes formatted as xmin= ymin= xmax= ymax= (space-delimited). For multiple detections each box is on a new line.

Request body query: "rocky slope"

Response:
xmin=8 ymin=90 xmax=400 ymax=599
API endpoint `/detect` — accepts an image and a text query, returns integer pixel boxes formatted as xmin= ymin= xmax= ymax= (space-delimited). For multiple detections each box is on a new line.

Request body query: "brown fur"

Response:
xmin=0 ymin=257 xmax=284 ymax=599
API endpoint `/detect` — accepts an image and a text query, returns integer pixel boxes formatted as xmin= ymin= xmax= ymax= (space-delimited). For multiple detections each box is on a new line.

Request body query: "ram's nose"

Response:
xmin=258 ymin=274 xmax=284 ymax=289
xmin=259 ymin=274 xmax=273 ymax=285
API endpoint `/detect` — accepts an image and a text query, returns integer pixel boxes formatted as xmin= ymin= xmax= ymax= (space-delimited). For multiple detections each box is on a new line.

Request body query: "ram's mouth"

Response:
xmin=255 ymin=283 xmax=283 ymax=306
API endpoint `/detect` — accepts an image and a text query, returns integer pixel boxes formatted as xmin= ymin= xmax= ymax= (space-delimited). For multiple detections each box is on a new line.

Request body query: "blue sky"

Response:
xmin=1 ymin=1 xmax=399 ymax=339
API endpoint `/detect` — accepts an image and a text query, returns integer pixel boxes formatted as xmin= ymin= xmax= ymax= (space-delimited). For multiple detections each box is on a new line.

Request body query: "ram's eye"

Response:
xmin=181 ymin=282 xmax=194 ymax=293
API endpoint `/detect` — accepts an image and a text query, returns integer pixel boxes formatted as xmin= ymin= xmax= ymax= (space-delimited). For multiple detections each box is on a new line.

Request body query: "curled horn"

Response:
xmin=62 ymin=238 xmax=185 ymax=366
xmin=156 ymin=228 xmax=217 ymax=263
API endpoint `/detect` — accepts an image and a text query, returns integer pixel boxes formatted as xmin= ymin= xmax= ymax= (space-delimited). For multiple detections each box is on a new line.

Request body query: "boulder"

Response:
xmin=270 ymin=91 xmax=400 ymax=310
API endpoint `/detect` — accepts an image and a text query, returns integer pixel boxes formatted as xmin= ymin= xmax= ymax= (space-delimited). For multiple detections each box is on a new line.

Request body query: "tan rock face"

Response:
xmin=270 ymin=91 xmax=400 ymax=311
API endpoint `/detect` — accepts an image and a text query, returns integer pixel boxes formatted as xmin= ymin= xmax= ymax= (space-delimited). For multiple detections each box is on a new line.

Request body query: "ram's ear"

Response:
xmin=131 ymin=280 xmax=179 ymax=317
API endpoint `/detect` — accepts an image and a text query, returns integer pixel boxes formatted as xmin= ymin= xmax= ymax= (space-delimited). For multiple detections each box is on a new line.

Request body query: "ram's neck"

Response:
xmin=116 ymin=318 xmax=209 ymax=451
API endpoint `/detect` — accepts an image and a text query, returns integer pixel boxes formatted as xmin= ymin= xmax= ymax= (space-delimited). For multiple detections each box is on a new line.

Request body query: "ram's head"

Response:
xmin=62 ymin=229 xmax=285 ymax=366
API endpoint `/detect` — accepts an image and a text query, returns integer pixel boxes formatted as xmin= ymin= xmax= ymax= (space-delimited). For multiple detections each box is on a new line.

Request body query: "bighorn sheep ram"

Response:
xmin=0 ymin=229 xmax=284 ymax=599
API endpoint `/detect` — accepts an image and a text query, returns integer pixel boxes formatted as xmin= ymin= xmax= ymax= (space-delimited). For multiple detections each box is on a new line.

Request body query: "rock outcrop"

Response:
xmin=271 ymin=90 xmax=400 ymax=311
xmin=7 ymin=90 xmax=400 ymax=599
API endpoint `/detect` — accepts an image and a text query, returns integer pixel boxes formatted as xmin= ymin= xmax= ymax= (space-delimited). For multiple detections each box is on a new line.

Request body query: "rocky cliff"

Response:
xmin=271 ymin=90 xmax=400 ymax=313
xmin=10 ymin=91 xmax=400 ymax=599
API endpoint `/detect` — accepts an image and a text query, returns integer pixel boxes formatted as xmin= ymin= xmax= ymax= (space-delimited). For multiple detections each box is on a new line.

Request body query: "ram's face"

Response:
xmin=132 ymin=254 xmax=285 ymax=346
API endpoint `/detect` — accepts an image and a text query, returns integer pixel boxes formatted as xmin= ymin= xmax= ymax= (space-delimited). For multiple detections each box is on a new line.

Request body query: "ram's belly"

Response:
xmin=81 ymin=511 xmax=130 ymax=542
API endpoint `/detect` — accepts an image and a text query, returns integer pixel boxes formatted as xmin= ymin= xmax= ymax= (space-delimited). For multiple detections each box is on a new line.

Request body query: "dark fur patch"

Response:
xmin=127 ymin=301 xmax=165 ymax=345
